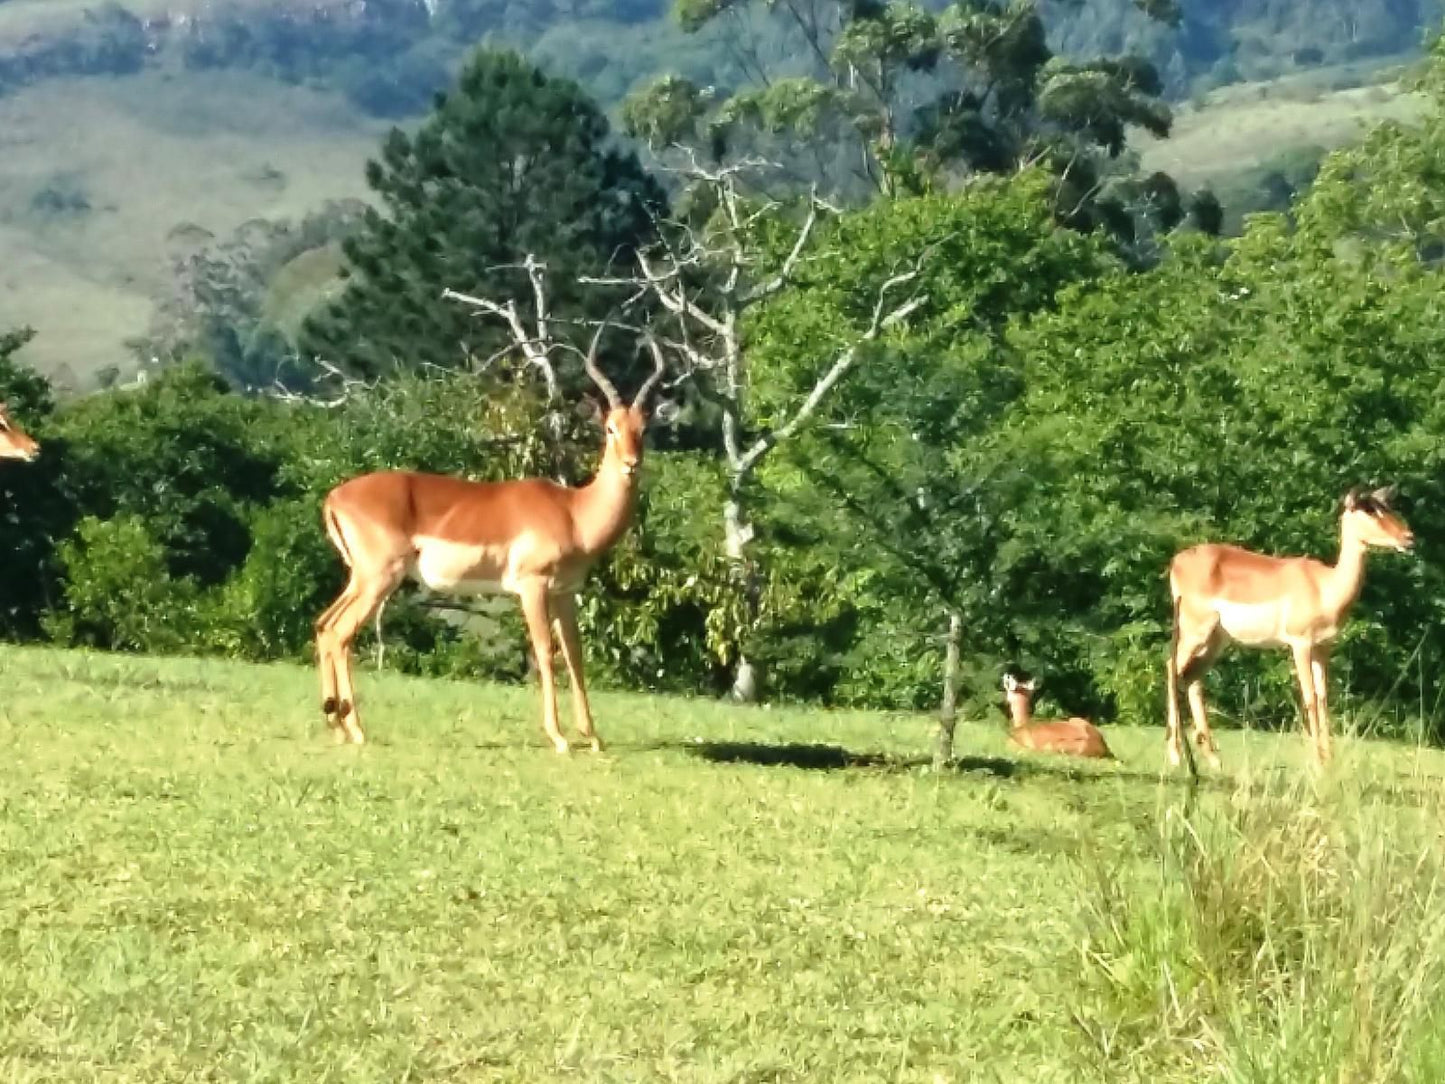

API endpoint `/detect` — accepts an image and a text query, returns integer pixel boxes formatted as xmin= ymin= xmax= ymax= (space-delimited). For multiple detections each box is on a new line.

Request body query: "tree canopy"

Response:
xmin=622 ymin=0 xmax=1187 ymax=240
xmin=300 ymin=49 xmax=667 ymax=379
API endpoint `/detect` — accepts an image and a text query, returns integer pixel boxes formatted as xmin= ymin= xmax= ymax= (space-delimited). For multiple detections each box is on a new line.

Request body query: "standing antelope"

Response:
xmin=314 ymin=325 xmax=665 ymax=751
xmin=1002 ymin=669 xmax=1114 ymax=760
xmin=0 ymin=404 xmax=38 ymax=462
xmin=1166 ymin=486 xmax=1414 ymax=771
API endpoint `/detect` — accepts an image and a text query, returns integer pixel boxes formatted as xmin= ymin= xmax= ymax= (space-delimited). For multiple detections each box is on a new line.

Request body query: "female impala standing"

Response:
xmin=1165 ymin=486 xmax=1414 ymax=771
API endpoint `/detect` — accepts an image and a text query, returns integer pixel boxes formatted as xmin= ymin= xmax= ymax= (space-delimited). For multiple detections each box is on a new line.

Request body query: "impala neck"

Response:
xmin=1324 ymin=520 xmax=1371 ymax=617
xmin=575 ymin=440 xmax=639 ymax=555
xmin=1005 ymin=691 xmax=1032 ymax=731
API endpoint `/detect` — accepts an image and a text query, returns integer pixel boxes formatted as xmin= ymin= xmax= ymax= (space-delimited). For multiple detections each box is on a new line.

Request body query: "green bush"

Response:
xmin=46 ymin=515 xmax=199 ymax=653
xmin=200 ymin=497 xmax=342 ymax=661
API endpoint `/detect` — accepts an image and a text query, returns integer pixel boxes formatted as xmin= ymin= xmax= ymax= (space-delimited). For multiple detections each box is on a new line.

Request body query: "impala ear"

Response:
xmin=1022 ymin=677 xmax=1038 ymax=693
xmin=1370 ymin=484 xmax=1398 ymax=507
xmin=1343 ymin=486 xmax=1364 ymax=511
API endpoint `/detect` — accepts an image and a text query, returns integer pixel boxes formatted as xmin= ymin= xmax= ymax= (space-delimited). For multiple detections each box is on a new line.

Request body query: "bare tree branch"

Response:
xmin=264 ymin=355 xmax=377 ymax=409
xmin=740 ymin=186 xmax=832 ymax=304
xmin=443 ymin=273 xmax=562 ymax=402
xmin=735 ymin=266 xmax=927 ymax=478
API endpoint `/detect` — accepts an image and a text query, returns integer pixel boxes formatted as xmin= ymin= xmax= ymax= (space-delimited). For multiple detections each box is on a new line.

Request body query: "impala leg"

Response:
xmin=1168 ymin=619 xmax=1223 ymax=771
xmin=1310 ymin=648 xmax=1333 ymax=765
xmin=316 ymin=581 xmax=360 ymax=742
xmin=1185 ymin=678 xmax=1224 ymax=771
xmin=322 ymin=566 xmax=405 ymax=745
xmin=1165 ymin=636 xmax=1187 ymax=771
xmin=518 ymin=582 xmax=568 ymax=754
xmin=1182 ymin=629 xmax=1227 ymax=771
xmin=1290 ymin=642 xmax=1323 ymax=768
xmin=550 ymin=593 xmax=603 ymax=753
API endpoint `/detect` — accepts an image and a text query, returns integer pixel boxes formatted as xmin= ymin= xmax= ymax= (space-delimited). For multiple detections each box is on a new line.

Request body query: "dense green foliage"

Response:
xmin=746 ymin=176 xmax=1115 ymax=705
xmin=11 ymin=29 xmax=1445 ymax=739
xmin=300 ymin=50 xmax=666 ymax=378
xmin=624 ymin=0 xmax=1187 ymax=238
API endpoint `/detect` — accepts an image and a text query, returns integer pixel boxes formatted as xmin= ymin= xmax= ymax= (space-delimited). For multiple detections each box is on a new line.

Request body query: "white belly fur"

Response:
xmin=1213 ymin=597 xmax=1287 ymax=646
xmin=410 ymin=533 xmax=580 ymax=595
xmin=413 ymin=536 xmax=515 ymax=593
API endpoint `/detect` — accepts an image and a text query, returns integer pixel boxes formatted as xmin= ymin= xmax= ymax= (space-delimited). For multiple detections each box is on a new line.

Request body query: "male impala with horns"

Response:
xmin=313 ymin=321 xmax=666 ymax=752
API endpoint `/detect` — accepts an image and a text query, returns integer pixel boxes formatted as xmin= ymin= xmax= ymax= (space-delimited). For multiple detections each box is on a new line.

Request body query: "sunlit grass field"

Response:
xmin=1 ymin=646 xmax=1443 ymax=1081
xmin=1135 ymin=76 xmax=1426 ymax=187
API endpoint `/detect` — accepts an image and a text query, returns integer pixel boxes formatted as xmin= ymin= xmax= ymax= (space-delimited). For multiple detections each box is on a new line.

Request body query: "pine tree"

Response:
xmin=301 ymin=49 xmax=666 ymax=378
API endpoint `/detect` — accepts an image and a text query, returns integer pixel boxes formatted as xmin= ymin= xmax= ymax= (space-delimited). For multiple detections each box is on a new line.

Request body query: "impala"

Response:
xmin=1165 ymin=486 xmax=1414 ymax=771
xmin=1002 ymin=670 xmax=1114 ymax=760
xmin=314 ymin=324 xmax=664 ymax=751
xmin=0 ymin=404 xmax=39 ymax=462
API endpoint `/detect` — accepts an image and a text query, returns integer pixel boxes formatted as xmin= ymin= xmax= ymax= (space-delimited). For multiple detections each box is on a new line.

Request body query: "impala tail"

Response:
xmin=322 ymin=496 xmax=357 ymax=571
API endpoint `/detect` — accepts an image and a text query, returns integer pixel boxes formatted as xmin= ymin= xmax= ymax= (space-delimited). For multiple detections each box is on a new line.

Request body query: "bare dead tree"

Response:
xmin=442 ymin=254 xmax=611 ymax=486
xmin=585 ymin=156 xmax=927 ymax=701
xmin=442 ymin=254 xmax=564 ymax=404
xmin=937 ymin=611 xmax=962 ymax=768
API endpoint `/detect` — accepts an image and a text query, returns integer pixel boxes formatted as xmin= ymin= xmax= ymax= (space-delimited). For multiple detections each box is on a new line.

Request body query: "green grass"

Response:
xmin=2 ymin=645 xmax=1444 ymax=1081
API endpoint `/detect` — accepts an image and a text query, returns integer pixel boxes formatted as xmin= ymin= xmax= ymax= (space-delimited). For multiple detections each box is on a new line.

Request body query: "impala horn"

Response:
xmin=634 ymin=333 xmax=667 ymax=411
xmin=582 ymin=317 xmax=622 ymax=410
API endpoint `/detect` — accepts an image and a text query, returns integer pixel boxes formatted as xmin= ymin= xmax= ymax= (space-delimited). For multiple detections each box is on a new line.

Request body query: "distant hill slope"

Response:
xmin=0 ymin=0 xmax=1439 ymax=385
xmin=0 ymin=0 xmax=1440 ymax=109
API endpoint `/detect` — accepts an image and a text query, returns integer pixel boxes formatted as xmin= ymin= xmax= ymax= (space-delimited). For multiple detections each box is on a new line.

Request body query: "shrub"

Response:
xmin=1074 ymin=779 xmax=1445 ymax=1080
xmin=46 ymin=515 xmax=200 ymax=653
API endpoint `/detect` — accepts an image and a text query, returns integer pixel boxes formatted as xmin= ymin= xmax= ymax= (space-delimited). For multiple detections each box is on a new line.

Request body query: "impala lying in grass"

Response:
xmin=1002 ymin=669 xmax=1114 ymax=761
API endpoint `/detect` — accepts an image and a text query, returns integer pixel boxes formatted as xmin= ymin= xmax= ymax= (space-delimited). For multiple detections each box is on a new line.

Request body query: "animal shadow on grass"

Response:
xmin=671 ymin=739 xmax=1227 ymax=795
xmin=673 ymin=740 xmax=1026 ymax=780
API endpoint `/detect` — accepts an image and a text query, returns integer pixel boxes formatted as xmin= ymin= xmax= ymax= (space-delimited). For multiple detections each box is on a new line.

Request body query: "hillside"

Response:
xmin=0 ymin=0 xmax=1438 ymax=384
xmin=1136 ymin=67 xmax=1428 ymax=198
xmin=0 ymin=72 xmax=384 ymax=385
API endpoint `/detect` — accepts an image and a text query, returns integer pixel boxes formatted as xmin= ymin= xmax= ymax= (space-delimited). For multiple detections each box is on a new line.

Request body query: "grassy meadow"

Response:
xmin=1134 ymin=72 xmax=1427 ymax=187
xmin=1 ymin=645 xmax=1443 ymax=1081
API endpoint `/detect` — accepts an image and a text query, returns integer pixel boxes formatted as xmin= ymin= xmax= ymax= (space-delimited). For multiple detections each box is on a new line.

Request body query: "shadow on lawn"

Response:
xmin=669 ymin=739 xmax=1213 ymax=791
